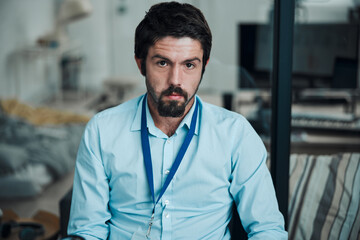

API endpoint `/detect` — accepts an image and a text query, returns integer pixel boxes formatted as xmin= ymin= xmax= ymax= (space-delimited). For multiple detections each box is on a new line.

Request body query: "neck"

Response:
xmin=147 ymin=96 xmax=195 ymax=137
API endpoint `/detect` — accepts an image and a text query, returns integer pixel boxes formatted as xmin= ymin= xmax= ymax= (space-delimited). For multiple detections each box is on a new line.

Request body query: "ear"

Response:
xmin=134 ymin=56 xmax=145 ymax=76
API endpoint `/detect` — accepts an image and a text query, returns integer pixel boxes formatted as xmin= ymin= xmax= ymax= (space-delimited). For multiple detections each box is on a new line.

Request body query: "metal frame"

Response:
xmin=270 ymin=0 xmax=295 ymax=229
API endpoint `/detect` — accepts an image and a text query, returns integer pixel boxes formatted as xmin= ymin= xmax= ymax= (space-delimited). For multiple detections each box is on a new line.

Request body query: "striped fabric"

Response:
xmin=288 ymin=152 xmax=360 ymax=240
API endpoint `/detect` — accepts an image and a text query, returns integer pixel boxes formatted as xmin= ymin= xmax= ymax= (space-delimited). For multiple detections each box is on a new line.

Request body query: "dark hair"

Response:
xmin=134 ymin=1 xmax=212 ymax=75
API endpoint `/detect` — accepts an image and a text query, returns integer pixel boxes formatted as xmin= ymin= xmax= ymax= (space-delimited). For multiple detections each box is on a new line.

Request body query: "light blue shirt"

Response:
xmin=68 ymin=95 xmax=287 ymax=239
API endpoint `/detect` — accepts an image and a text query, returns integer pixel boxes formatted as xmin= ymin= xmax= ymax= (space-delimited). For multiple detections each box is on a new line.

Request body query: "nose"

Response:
xmin=167 ymin=65 xmax=182 ymax=86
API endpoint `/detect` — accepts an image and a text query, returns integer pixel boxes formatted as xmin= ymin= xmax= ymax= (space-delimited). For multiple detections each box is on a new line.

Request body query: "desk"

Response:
xmin=290 ymin=132 xmax=360 ymax=154
xmin=234 ymin=90 xmax=360 ymax=155
xmin=289 ymin=104 xmax=359 ymax=154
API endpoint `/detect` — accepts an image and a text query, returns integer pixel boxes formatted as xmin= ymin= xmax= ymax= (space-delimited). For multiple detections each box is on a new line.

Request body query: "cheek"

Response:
xmin=146 ymin=73 xmax=167 ymax=96
xmin=187 ymin=73 xmax=202 ymax=92
xmin=148 ymin=77 xmax=165 ymax=91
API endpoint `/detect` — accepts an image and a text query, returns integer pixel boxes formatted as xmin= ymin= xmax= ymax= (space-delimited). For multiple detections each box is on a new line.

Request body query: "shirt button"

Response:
xmin=164 ymin=200 xmax=169 ymax=205
xmin=165 ymin=169 xmax=170 ymax=175
xmin=165 ymin=213 xmax=170 ymax=218
xmin=166 ymin=139 xmax=171 ymax=144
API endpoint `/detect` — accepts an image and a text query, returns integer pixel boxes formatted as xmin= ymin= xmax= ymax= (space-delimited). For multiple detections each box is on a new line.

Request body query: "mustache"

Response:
xmin=161 ymin=86 xmax=186 ymax=98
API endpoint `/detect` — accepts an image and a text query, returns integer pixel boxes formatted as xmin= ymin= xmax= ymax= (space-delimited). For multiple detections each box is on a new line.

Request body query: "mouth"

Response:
xmin=159 ymin=86 xmax=187 ymax=103
xmin=165 ymin=92 xmax=184 ymax=101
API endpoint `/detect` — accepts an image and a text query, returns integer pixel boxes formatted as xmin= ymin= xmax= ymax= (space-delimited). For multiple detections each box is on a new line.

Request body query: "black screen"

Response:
xmin=238 ymin=23 xmax=359 ymax=89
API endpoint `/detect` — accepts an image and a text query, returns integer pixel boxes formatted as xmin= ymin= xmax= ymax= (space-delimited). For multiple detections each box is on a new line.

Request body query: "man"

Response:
xmin=68 ymin=2 xmax=287 ymax=239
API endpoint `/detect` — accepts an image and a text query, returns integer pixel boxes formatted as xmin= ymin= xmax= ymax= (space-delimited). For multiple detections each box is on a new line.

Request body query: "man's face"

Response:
xmin=136 ymin=36 xmax=205 ymax=117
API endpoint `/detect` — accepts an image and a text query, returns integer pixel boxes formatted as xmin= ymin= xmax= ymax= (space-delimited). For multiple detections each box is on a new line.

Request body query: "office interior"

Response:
xmin=0 ymin=0 xmax=359 ymax=239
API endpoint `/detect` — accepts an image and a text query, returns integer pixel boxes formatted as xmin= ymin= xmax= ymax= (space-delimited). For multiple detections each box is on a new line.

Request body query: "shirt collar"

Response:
xmin=131 ymin=94 xmax=200 ymax=136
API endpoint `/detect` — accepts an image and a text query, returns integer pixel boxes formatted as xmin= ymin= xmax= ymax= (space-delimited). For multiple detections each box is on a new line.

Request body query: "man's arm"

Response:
xmin=68 ymin=117 xmax=111 ymax=240
xmin=229 ymin=121 xmax=288 ymax=240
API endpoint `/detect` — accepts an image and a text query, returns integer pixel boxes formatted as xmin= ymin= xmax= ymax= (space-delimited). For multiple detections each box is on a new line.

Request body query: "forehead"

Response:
xmin=148 ymin=36 xmax=203 ymax=61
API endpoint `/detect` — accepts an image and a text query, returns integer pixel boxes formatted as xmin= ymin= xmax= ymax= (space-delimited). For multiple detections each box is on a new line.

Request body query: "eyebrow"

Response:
xmin=151 ymin=54 xmax=201 ymax=63
xmin=151 ymin=54 xmax=171 ymax=62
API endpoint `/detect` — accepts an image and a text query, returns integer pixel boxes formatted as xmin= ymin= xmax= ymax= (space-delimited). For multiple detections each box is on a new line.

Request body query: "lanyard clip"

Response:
xmin=146 ymin=212 xmax=155 ymax=239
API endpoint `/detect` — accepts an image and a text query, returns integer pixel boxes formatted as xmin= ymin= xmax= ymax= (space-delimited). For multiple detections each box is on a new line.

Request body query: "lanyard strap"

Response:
xmin=141 ymin=94 xmax=199 ymax=209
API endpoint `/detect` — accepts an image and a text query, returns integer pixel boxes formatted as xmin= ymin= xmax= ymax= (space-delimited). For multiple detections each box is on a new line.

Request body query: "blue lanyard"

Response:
xmin=141 ymin=95 xmax=199 ymax=238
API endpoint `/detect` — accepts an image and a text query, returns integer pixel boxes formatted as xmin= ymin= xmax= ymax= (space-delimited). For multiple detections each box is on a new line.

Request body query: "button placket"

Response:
xmin=161 ymin=193 xmax=172 ymax=239
xmin=162 ymin=138 xmax=174 ymax=181
xmin=161 ymin=137 xmax=174 ymax=238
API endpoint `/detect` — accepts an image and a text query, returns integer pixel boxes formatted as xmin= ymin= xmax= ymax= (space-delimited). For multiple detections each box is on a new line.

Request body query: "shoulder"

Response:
xmin=87 ymin=95 xmax=143 ymax=129
xmin=95 ymin=96 xmax=141 ymax=119
xmin=198 ymin=96 xmax=264 ymax=149
xmin=198 ymin=97 xmax=266 ymax=169
xmin=199 ymin=97 xmax=251 ymax=131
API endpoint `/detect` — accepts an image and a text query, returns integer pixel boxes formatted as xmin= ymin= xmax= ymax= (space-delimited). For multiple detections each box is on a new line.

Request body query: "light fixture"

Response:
xmin=37 ymin=0 xmax=93 ymax=48
xmin=57 ymin=0 xmax=93 ymax=23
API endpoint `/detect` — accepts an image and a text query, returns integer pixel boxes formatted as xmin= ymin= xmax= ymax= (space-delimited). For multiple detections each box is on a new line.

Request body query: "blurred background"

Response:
xmin=0 ymin=0 xmax=359 ymax=239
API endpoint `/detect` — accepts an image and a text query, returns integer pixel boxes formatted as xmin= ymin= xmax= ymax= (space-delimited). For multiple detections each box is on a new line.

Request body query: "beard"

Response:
xmin=146 ymin=81 xmax=194 ymax=118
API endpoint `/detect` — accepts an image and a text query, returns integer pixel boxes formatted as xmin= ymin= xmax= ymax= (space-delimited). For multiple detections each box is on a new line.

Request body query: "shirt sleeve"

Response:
xmin=229 ymin=120 xmax=288 ymax=240
xmin=67 ymin=116 xmax=111 ymax=240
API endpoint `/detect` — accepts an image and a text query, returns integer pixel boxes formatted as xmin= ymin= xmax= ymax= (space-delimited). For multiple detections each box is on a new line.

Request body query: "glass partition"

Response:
xmin=288 ymin=2 xmax=360 ymax=239
xmin=290 ymin=2 xmax=360 ymax=155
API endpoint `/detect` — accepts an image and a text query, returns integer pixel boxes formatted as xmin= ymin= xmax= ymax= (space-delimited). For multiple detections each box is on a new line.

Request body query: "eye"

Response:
xmin=157 ymin=60 xmax=167 ymax=67
xmin=185 ymin=62 xmax=195 ymax=69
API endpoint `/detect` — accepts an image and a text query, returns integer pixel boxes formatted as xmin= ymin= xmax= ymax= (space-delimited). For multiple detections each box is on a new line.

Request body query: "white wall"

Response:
xmin=0 ymin=0 xmax=56 ymax=102
xmin=298 ymin=0 xmax=355 ymax=23
xmin=66 ymin=0 xmax=112 ymax=92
